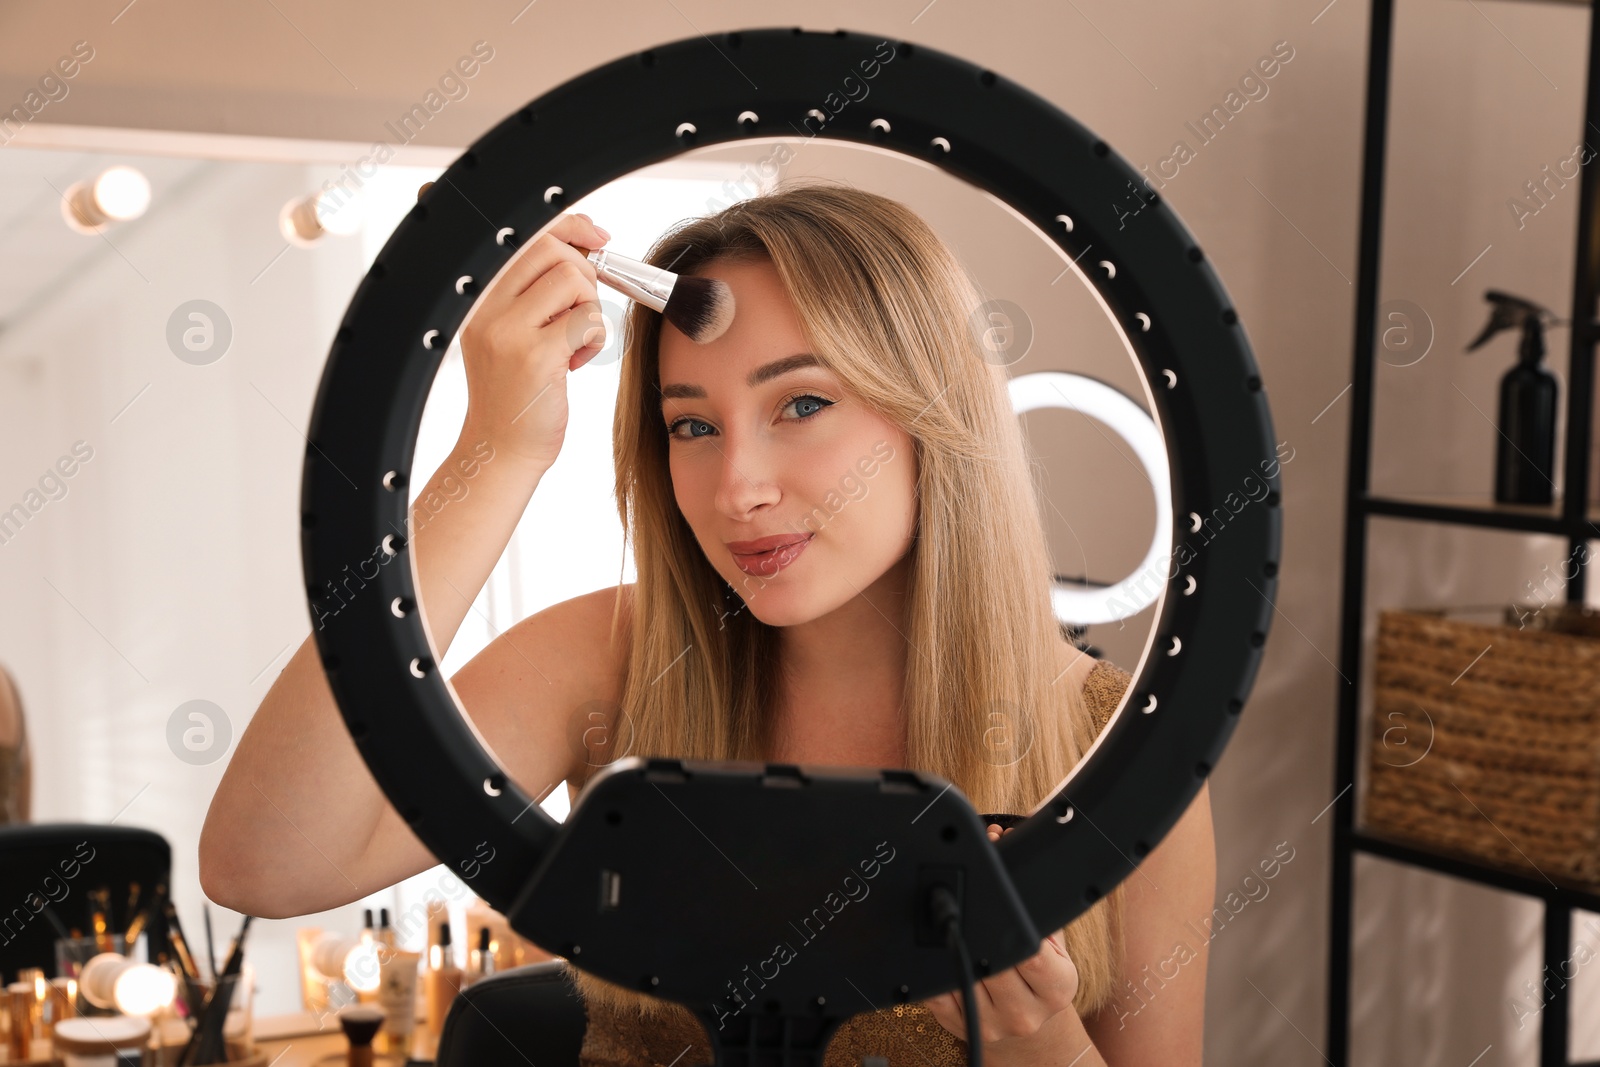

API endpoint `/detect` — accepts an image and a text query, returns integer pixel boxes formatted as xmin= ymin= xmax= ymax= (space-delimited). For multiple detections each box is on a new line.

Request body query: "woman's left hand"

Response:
xmin=918 ymin=824 xmax=1081 ymax=1047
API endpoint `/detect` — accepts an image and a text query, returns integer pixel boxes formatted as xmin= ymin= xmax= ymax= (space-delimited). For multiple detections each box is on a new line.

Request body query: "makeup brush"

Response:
xmin=202 ymin=904 xmax=218 ymax=980
xmin=338 ymin=1005 xmax=387 ymax=1067
xmin=218 ymin=914 xmax=253 ymax=980
xmin=153 ymin=895 xmax=208 ymax=1019
xmin=574 ymin=244 xmax=734 ymax=344
xmin=87 ymin=886 xmax=112 ymax=953
xmin=123 ymin=881 xmax=165 ymax=950
xmin=162 ymin=899 xmax=202 ymax=983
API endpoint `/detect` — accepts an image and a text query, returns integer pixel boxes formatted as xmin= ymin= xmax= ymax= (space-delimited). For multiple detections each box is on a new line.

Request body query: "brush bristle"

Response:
xmin=338 ymin=1005 xmax=386 ymax=1044
xmin=664 ymin=275 xmax=735 ymax=344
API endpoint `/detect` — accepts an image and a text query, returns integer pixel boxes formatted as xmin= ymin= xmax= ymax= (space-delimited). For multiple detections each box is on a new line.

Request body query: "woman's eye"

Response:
xmin=783 ymin=394 xmax=834 ymax=421
xmin=665 ymin=394 xmax=834 ymax=441
xmin=666 ymin=417 xmax=713 ymax=440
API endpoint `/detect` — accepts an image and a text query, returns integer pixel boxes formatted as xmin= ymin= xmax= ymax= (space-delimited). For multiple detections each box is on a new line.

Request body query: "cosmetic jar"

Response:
xmin=52 ymin=1014 xmax=150 ymax=1067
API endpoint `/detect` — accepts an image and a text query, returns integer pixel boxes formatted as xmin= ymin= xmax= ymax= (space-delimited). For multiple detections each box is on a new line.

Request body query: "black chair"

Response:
xmin=436 ymin=960 xmax=588 ymax=1067
xmin=0 ymin=823 xmax=171 ymax=981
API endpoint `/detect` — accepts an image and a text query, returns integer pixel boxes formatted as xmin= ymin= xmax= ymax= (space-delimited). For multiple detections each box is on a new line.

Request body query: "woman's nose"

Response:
xmin=712 ymin=438 xmax=781 ymax=519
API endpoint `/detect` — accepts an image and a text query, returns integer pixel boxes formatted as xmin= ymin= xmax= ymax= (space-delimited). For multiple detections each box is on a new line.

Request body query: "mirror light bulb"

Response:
xmin=112 ymin=963 xmax=175 ymax=1016
xmin=279 ymin=188 xmax=363 ymax=247
xmin=314 ymin=188 xmax=364 ymax=236
xmin=343 ymin=941 xmax=381 ymax=994
xmin=92 ymin=165 xmax=152 ymax=221
xmin=79 ymin=952 xmax=134 ymax=1009
xmin=60 ymin=165 xmax=153 ymax=235
xmin=311 ymin=932 xmax=359 ymax=980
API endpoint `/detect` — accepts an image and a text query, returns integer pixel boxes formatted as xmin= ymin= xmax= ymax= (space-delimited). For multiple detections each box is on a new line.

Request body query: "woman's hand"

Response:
xmin=458 ymin=211 xmax=613 ymax=470
xmin=919 ymin=824 xmax=1081 ymax=1049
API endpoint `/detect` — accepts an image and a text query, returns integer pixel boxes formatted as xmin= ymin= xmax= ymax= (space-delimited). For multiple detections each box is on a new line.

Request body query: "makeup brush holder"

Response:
xmin=191 ymin=972 xmax=250 ymax=1025
xmin=55 ymin=933 xmax=134 ymax=982
xmin=179 ymin=970 xmax=256 ymax=1066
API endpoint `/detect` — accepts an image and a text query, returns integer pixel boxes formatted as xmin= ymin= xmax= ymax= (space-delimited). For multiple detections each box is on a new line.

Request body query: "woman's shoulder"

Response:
xmin=550 ymin=583 xmax=634 ymax=651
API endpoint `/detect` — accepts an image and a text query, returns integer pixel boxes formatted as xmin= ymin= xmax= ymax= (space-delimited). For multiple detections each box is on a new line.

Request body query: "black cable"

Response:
xmin=928 ymin=884 xmax=982 ymax=1067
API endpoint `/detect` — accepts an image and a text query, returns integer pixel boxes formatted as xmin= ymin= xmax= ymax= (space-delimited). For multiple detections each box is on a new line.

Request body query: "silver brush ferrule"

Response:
xmin=586 ymin=248 xmax=672 ymax=313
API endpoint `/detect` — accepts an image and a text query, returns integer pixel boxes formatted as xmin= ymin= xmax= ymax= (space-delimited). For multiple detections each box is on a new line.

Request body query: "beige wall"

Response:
xmin=3 ymin=0 xmax=1597 ymax=1061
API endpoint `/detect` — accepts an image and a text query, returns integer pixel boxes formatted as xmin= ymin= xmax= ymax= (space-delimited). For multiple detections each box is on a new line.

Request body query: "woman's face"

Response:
xmin=657 ymin=257 xmax=918 ymax=628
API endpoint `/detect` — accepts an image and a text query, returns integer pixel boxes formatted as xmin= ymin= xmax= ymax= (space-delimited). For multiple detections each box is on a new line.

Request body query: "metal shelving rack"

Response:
xmin=1329 ymin=0 xmax=1600 ymax=1062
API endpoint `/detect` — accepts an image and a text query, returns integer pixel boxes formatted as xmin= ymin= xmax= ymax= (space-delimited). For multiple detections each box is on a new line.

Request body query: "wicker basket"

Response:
xmin=1363 ymin=604 xmax=1600 ymax=887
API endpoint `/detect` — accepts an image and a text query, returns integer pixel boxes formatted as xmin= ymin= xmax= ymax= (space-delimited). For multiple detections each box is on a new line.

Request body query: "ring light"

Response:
xmin=1009 ymin=372 xmax=1174 ymax=626
xmin=301 ymin=27 xmax=1279 ymax=1063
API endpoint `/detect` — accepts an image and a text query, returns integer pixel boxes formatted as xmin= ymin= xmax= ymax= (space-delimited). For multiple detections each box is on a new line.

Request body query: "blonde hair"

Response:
xmin=572 ymin=178 xmax=1126 ymax=1023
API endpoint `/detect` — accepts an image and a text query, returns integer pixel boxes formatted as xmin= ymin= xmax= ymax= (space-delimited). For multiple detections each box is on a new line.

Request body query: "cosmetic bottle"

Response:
xmin=466 ymin=927 xmax=497 ymax=987
xmin=374 ymin=948 xmax=418 ymax=1058
xmin=377 ymin=908 xmax=395 ymax=952
xmin=423 ymin=925 xmax=463 ymax=1042
xmin=464 ymin=903 xmax=525 ymax=972
xmin=1465 ymin=290 xmax=1561 ymax=505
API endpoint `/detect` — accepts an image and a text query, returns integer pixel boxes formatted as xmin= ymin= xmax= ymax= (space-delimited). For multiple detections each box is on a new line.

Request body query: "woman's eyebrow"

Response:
xmin=659 ymin=352 xmax=822 ymax=401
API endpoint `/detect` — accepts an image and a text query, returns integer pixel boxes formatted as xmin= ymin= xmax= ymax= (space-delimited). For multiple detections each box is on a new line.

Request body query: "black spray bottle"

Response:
xmin=1464 ymin=289 xmax=1561 ymax=506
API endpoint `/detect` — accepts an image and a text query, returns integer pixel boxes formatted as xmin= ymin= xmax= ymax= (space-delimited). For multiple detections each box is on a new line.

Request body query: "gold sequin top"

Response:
xmin=577 ymin=658 xmax=1134 ymax=1067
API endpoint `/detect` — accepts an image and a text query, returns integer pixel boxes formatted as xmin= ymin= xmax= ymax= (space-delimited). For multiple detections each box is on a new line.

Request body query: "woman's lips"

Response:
xmin=729 ymin=534 xmax=813 ymax=577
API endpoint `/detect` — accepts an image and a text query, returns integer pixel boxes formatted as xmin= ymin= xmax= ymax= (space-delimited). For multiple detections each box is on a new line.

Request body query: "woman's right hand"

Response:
xmin=459 ymin=212 xmax=613 ymax=470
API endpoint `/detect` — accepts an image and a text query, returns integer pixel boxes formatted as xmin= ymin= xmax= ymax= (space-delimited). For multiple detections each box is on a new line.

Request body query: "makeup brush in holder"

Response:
xmin=180 ymin=915 xmax=253 ymax=1066
xmin=574 ymin=244 xmax=735 ymax=345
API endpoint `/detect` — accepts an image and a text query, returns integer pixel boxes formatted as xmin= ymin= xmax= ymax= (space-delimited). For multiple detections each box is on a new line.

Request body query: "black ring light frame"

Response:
xmin=302 ymin=27 xmax=1278 ymax=1065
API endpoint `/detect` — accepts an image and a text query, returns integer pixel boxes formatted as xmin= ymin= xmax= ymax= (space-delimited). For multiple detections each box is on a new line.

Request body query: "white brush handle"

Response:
xmin=575 ymin=245 xmax=672 ymax=313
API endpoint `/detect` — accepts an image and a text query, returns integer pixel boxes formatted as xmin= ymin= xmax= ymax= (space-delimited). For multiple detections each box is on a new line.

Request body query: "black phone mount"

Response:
xmin=299 ymin=26 xmax=1279 ymax=1066
xmin=512 ymin=759 xmax=1039 ymax=1066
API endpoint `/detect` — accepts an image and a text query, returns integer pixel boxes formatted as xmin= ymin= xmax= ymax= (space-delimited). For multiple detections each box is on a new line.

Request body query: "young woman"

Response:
xmin=201 ymin=181 xmax=1214 ymax=1066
